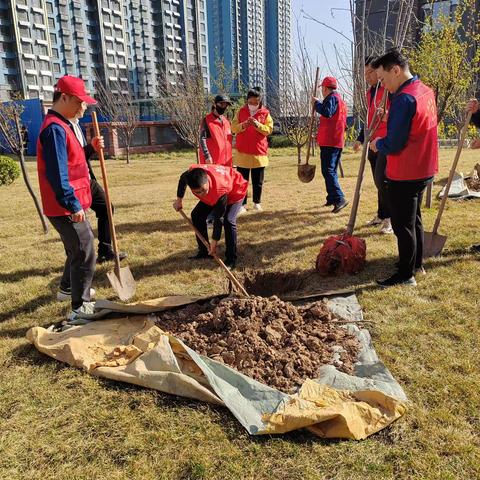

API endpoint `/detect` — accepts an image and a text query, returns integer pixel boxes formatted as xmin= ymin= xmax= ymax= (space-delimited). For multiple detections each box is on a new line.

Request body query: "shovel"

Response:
xmin=178 ymin=209 xmax=249 ymax=297
xmin=92 ymin=111 xmax=136 ymax=300
xmin=298 ymin=67 xmax=320 ymax=183
xmin=424 ymin=111 xmax=472 ymax=258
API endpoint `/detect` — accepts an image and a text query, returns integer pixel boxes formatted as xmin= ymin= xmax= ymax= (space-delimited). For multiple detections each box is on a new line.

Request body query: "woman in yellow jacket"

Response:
xmin=231 ymin=88 xmax=273 ymax=213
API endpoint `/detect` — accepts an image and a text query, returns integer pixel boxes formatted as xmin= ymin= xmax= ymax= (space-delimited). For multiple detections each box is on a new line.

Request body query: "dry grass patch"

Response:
xmin=0 ymin=148 xmax=479 ymax=479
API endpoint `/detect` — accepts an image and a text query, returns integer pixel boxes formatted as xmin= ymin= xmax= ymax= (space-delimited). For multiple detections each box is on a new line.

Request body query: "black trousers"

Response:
xmin=89 ymin=178 xmax=114 ymax=256
xmin=48 ymin=215 xmax=96 ymax=309
xmin=388 ymin=178 xmax=431 ymax=279
xmin=191 ymin=200 xmax=243 ymax=262
xmin=368 ymin=149 xmax=389 ymax=220
xmin=236 ymin=166 xmax=265 ymax=204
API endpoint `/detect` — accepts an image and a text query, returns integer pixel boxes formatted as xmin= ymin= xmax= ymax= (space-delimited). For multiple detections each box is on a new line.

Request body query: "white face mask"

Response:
xmin=248 ymin=104 xmax=259 ymax=115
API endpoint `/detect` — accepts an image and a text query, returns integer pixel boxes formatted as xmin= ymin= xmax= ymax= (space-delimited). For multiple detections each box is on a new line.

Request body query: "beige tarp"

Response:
xmin=26 ymin=295 xmax=406 ymax=440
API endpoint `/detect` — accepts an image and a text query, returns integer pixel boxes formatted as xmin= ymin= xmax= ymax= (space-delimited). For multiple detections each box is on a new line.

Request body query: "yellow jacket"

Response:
xmin=231 ymin=108 xmax=273 ymax=168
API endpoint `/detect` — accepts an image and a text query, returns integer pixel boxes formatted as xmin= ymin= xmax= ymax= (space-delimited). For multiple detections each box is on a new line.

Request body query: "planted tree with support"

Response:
xmin=409 ymin=0 xmax=480 ymax=206
xmin=155 ymin=67 xmax=209 ymax=163
xmin=275 ymin=26 xmax=316 ymax=165
xmin=94 ymin=76 xmax=140 ymax=165
xmin=0 ymin=100 xmax=48 ymax=233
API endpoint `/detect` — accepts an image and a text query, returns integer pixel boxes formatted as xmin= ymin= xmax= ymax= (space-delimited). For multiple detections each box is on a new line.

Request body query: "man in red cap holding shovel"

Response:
xmin=313 ymin=76 xmax=348 ymax=213
xmin=173 ymin=164 xmax=248 ymax=270
xmin=370 ymin=49 xmax=438 ymax=287
xmin=37 ymin=75 xmax=103 ymax=319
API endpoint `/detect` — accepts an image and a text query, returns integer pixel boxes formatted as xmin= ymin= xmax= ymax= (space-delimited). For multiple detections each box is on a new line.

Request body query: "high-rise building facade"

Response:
xmin=265 ymin=0 xmax=291 ymax=114
xmin=0 ymin=0 xmax=210 ymax=102
xmin=206 ymin=0 xmax=291 ymax=109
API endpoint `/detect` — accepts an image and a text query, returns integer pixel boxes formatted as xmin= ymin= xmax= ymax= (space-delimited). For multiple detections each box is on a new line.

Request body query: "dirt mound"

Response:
xmin=466 ymin=164 xmax=480 ymax=191
xmin=156 ymin=296 xmax=361 ymax=393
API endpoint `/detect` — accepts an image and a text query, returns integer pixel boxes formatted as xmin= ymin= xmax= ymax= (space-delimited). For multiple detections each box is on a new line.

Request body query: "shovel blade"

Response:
xmin=298 ymin=164 xmax=316 ymax=183
xmin=107 ymin=266 xmax=136 ymax=301
xmin=423 ymin=231 xmax=447 ymax=258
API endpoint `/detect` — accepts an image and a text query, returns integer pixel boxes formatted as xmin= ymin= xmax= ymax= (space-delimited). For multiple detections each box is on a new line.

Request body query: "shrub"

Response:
xmin=0 ymin=155 xmax=20 ymax=186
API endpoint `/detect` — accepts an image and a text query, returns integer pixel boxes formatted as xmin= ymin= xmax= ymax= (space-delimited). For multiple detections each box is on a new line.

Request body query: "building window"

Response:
xmin=3 ymin=57 xmax=17 ymax=69
xmin=17 ymin=11 xmax=29 ymax=22
xmin=19 ymin=26 xmax=30 ymax=38
xmin=42 ymin=75 xmax=52 ymax=85
xmin=22 ymin=42 xmax=33 ymax=53
xmin=39 ymin=59 xmax=49 ymax=70
xmin=53 ymin=63 xmax=61 ymax=73
xmin=34 ymin=29 xmax=46 ymax=40
xmin=50 ymin=33 xmax=57 ymax=44
xmin=52 ymin=47 xmax=59 ymax=58
xmin=26 ymin=74 xmax=37 ymax=85
xmin=33 ymin=12 xmax=44 ymax=24
xmin=48 ymin=17 xmax=55 ymax=28
xmin=37 ymin=44 xmax=48 ymax=55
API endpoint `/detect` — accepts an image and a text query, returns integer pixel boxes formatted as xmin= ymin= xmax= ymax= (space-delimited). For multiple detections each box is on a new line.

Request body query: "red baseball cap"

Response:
xmin=320 ymin=76 xmax=338 ymax=89
xmin=55 ymin=75 xmax=97 ymax=104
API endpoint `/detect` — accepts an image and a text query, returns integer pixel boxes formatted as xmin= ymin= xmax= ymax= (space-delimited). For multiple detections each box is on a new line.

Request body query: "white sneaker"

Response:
xmin=380 ymin=218 xmax=393 ymax=234
xmin=253 ymin=203 xmax=263 ymax=212
xmin=238 ymin=206 xmax=248 ymax=216
xmin=67 ymin=301 xmax=97 ymax=321
xmin=366 ymin=216 xmax=382 ymax=226
xmin=57 ymin=288 xmax=96 ymax=302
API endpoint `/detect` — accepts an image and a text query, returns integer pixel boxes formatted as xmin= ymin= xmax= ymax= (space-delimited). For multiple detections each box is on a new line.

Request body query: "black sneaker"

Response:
xmin=188 ymin=252 xmax=213 ymax=260
xmin=332 ymin=200 xmax=349 ymax=214
xmin=324 ymin=201 xmax=333 ymax=207
xmin=470 ymin=244 xmax=480 ymax=253
xmin=224 ymin=259 xmax=236 ymax=270
xmin=377 ymin=273 xmax=417 ymax=288
xmin=97 ymin=251 xmax=128 ymax=264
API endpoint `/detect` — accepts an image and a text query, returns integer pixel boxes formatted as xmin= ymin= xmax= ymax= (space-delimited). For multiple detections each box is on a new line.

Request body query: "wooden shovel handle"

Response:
xmin=431 ymin=110 xmax=472 ymax=235
xmin=91 ymin=111 xmax=121 ymax=276
xmin=305 ymin=67 xmax=320 ymax=166
xmin=178 ymin=209 xmax=249 ymax=297
xmin=346 ymin=91 xmax=388 ymax=235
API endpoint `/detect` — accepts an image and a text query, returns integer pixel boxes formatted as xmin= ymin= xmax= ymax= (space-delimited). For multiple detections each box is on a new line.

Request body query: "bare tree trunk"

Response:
xmin=425 ymin=183 xmax=432 ymax=208
xmin=297 ymin=145 xmax=302 ymax=164
xmin=13 ymin=113 xmax=48 ymax=233
xmin=126 ymin=145 xmax=130 ymax=165
xmin=195 ymin=147 xmax=199 ymax=164
xmin=18 ymin=151 xmax=49 ymax=234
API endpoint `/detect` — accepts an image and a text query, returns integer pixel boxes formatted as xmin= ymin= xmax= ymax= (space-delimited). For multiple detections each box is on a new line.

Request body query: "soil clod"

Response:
xmin=156 ymin=295 xmax=361 ymax=393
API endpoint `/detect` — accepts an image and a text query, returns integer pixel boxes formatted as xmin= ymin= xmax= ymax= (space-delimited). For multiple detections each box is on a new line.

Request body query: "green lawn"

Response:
xmin=0 ymin=147 xmax=479 ymax=480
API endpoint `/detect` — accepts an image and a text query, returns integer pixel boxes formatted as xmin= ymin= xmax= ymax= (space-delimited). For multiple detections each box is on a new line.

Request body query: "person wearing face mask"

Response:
xmin=199 ymin=95 xmax=233 ymax=166
xmin=313 ymin=76 xmax=348 ymax=214
xmin=370 ymin=49 xmax=438 ymax=288
xmin=353 ymin=56 xmax=393 ymax=234
xmin=37 ymin=75 xmax=102 ymax=319
xmin=173 ymin=164 xmax=248 ymax=269
xmin=231 ymin=87 xmax=273 ymax=214
xmin=67 ymin=103 xmax=127 ymax=266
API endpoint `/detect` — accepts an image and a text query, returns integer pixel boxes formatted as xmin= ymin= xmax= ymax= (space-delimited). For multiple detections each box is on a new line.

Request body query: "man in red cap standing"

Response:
xmin=313 ymin=76 xmax=348 ymax=213
xmin=37 ymin=75 xmax=102 ymax=319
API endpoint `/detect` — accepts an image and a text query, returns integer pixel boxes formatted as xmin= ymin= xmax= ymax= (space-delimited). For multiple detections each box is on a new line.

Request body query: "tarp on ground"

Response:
xmin=26 ymin=293 xmax=407 ymax=440
xmin=438 ymin=172 xmax=480 ymax=200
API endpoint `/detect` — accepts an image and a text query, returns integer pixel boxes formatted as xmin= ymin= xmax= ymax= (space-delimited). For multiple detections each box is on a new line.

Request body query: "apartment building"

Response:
xmin=0 ymin=0 xmax=210 ymax=102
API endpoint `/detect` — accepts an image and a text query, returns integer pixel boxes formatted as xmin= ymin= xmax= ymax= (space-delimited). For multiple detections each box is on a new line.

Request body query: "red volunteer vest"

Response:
xmin=199 ymin=112 xmax=233 ymax=167
xmin=386 ymin=80 xmax=438 ymax=181
xmin=317 ymin=92 xmax=347 ymax=148
xmin=188 ymin=164 xmax=247 ymax=206
xmin=367 ymin=85 xmax=389 ymax=140
xmin=235 ymin=105 xmax=269 ymax=156
xmin=37 ymin=113 xmax=91 ymax=216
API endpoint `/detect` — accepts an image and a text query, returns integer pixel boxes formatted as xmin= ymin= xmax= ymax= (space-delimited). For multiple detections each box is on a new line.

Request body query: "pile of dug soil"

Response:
xmin=466 ymin=164 xmax=480 ymax=191
xmin=156 ymin=296 xmax=361 ymax=393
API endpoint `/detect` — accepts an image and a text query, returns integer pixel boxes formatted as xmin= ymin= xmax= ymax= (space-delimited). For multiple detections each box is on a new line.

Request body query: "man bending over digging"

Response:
xmin=173 ymin=165 xmax=248 ymax=270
